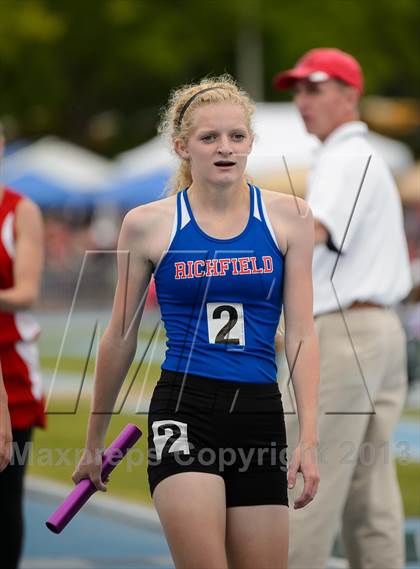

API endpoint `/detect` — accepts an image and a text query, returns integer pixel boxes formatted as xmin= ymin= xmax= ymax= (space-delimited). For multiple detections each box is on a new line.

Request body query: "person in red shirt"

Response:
xmin=0 ymin=123 xmax=46 ymax=569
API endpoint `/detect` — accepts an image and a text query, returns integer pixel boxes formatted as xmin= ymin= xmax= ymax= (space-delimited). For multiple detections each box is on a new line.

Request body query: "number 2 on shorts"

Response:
xmin=206 ymin=302 xmax=245 ymax=345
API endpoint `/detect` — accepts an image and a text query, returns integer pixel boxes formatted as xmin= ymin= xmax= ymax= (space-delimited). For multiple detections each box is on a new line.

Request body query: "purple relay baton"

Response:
xmin=46 ymin=423 xmax=142 ymax=534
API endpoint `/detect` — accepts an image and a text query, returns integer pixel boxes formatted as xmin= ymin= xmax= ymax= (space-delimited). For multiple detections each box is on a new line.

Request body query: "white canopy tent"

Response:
xmin=2 ymin=137 xmax=112 ymax=208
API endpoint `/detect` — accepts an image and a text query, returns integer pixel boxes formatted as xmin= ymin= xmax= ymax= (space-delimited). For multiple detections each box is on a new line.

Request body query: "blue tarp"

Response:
xmin=2 ymin=172 xmax=101 ymax=209
xmin=2 ymin=143 xmax=173 ymax=210
xmin=102 ymin=170 xmax=172 ymax=209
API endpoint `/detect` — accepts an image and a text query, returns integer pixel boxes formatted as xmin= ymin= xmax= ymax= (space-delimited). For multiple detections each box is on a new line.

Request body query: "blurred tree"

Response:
xmin=0 ymin=0 xmax=418 ymax=154
xmin=264 ymin=0 xmax=420 ymax=97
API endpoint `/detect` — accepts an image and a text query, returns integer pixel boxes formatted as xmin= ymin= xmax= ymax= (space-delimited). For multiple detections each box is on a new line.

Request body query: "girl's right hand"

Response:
xmin=71 ymin=448 xmax=109 ymax=492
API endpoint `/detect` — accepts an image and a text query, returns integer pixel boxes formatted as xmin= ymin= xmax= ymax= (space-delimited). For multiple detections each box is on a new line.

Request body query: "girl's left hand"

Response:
xmin=287 ymin=442 xmax=320 ymax=509
xmin=0 ymin=398 xmax=13 ymax=472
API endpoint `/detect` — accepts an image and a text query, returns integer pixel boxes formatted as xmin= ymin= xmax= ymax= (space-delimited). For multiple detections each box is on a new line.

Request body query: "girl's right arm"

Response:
xmin=72 ymin=210 xmax=153 ymax=491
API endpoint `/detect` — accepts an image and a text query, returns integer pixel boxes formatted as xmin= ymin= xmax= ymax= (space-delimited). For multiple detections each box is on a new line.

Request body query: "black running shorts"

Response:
xmin=147 ymin=370 xmax=288 ymax=508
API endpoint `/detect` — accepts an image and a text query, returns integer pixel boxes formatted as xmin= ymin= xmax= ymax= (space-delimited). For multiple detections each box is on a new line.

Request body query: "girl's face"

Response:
xmin=176 ymin=102 xmax=253 ymax=187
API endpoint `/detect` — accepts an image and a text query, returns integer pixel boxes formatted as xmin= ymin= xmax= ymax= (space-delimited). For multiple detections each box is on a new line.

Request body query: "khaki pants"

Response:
xmin=282 ymin=308 xmax=407 ymax=569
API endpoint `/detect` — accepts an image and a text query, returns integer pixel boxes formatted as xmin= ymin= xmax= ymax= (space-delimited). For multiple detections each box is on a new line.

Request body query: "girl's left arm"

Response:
xmin=0 ymin=199 xmax=44 ymax=311
xmin=281 ymin=198 xmax=320 ymax=509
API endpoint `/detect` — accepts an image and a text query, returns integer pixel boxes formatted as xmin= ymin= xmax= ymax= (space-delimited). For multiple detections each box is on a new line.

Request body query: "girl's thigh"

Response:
xmin=153 ymin=471 xmax=228 ymax=569
xmin=226 ymin=504 xmax=289 ymax=569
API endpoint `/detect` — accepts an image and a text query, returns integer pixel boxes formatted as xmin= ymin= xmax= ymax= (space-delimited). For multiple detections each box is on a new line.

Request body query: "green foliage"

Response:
xmin=0 ymin=0 xmax=418 ymax=152
xmin=264 ymin=0 xmax=420 ymax=97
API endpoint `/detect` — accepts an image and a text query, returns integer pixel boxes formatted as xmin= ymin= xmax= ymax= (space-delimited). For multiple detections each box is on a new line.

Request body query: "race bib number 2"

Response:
xmin=206 ymin=302 xmax=245 ymax=346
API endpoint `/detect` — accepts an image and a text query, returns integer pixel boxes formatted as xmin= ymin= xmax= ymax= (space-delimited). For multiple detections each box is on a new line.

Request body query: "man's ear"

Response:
xmin=345 ymin=86 xmax=360 ymax=111
xmin=174 ymin=138 xmax=189 ymax=160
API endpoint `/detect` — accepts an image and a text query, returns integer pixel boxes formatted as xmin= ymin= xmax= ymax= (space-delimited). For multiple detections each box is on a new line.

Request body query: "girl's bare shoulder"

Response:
xmin=259 ymin=189 xmax=313 ymax=254
xmin=260 ymin=188 xmax=309 ymax=220
xmin=123 ymin=193 xmax=177 ymax=236
xmin=120 ymin=194 xmax=178 ymax=265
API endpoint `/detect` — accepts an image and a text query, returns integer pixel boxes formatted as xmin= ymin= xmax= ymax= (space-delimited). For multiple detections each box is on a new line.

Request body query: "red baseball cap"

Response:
xmin=273 ymin=48 xmax=364 ymax=93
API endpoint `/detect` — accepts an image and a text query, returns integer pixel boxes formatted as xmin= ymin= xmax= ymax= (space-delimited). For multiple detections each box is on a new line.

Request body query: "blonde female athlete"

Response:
xmin=73 ymin=75 xmax=320 ymax=569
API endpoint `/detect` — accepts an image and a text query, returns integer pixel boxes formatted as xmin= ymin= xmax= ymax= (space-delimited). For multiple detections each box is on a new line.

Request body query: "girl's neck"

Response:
xmin=187 ymin=179 xmax=249 ymax=214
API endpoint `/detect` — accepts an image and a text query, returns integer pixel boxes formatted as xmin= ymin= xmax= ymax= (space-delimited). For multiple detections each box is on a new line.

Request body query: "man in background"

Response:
xmin=274 ymin=48 xmax=412 ymax=568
